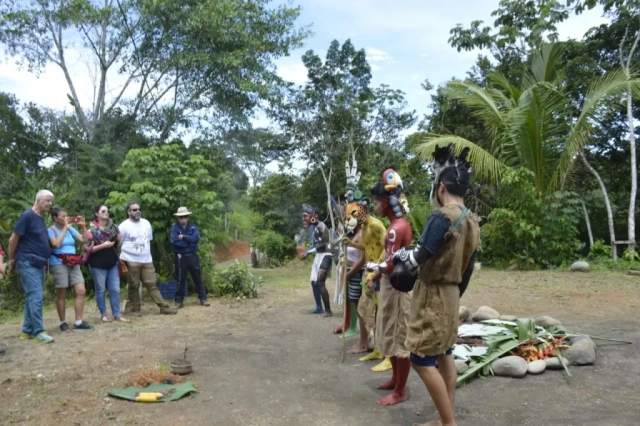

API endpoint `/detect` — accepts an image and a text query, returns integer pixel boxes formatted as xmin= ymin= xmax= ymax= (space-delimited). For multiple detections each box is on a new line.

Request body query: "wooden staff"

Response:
xmin=340 ymin=230 xmax=349 ymax=363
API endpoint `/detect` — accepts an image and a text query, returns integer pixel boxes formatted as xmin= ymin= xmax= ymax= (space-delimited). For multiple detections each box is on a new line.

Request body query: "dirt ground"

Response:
xmin=0 ymin=261 xmax=639 ymax=426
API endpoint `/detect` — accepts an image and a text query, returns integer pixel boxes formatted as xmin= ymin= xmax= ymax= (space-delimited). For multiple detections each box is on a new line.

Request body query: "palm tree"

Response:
xmin=414 ymin=42 xmax=640 ymax=198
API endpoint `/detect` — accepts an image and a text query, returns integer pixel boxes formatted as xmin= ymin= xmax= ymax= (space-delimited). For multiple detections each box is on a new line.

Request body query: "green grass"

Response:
xmin=255 ymin=260 xmax=309 ymax=290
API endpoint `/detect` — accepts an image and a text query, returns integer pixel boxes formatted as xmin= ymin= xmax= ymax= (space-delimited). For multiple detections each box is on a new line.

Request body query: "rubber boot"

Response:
xmin=310 ymin=282 xmax=323 ymax=314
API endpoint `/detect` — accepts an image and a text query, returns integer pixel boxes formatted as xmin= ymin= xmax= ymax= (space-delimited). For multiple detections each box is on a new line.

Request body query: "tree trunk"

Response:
xmin=620 ymin=24 xmax=639 ymax=253
xmin=320 ymin=164 xmax=337 ymax=234
xmin=580 ymin=197 xmax=594 ymax=248
xmin=580 ymin=152 xmax=616 ymax=260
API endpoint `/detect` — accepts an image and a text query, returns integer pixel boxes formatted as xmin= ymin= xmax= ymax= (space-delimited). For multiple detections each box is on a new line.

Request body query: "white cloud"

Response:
xmin=277 ymin=61 xmax=308 ymax=84
xmin=371 ymin=63 xmax=382 ymax=71
xmin=366 ymin=47 xmax=391 ymax=62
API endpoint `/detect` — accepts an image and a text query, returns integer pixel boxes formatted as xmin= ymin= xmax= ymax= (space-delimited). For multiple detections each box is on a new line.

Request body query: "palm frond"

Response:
xmin=551 ymin=71 xmax=640 ymax=190
xmin=414 ymin=135 xmax=508 ymax=185
xmin=523 ymin=42 xmax=566 ymax=88
xmin=488 ymin=72 xmax=521 ymax=105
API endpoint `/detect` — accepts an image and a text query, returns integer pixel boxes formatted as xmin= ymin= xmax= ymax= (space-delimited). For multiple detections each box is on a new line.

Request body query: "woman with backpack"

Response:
xmin=86 ymin=205 xmax=129 ymax=323
xmin=48 ymin=207 xmax=94 ymax=332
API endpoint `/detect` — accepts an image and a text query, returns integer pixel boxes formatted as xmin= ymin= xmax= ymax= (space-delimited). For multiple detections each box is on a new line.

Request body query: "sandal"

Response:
xmin=101 ymin=315 xmax=112 ymax=323
xmin=114 ymin=316 xmax=130 ymax=322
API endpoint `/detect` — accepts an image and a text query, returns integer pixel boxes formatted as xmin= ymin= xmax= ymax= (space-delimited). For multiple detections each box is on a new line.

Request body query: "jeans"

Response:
xmin=18 ymin=261 xmax=46 ymax=335
xmin=174 ymin=253 xmax=207 ymax=302
xmin=90 ymin=264 xmax=121 ymax=317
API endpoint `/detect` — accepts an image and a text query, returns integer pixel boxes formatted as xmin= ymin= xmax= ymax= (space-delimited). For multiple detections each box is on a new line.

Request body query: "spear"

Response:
xmin=331 ymin=195 xmax=349 ymax=363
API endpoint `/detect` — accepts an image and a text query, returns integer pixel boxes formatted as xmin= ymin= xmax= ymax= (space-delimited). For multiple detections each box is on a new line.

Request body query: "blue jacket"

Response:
xmin=170 ymin=222 xmax=200 ymax=254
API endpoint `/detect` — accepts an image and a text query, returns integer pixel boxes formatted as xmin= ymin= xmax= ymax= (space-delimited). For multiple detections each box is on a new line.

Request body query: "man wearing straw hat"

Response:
xmin=170 ymin=207 xmax=210 ymax=308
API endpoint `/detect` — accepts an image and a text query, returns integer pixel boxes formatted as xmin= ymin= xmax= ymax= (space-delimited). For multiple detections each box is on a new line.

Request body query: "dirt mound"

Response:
xmin=213 ymin=241 xmax=250 ymax=262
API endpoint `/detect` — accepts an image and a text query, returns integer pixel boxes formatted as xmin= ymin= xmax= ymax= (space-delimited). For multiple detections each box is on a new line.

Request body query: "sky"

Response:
xmin=0 ymin=0 xmax=610 ymax=174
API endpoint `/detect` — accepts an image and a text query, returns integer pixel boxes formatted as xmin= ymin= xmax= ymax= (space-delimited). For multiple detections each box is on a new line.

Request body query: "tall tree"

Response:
xmin=0 ymin=0 xmax=308 ymax=141
xmin=276 ymin=39 xmax=415 ymax=231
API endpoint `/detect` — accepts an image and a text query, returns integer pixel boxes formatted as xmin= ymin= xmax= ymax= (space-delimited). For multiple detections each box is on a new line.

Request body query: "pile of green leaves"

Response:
xmin=210 ymin=261 xmax=262 ymax=299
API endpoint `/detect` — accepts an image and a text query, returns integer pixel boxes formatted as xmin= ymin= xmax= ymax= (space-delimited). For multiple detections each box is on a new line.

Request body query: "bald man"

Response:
xmin=9 ymin=190 xmax=56 ymax=343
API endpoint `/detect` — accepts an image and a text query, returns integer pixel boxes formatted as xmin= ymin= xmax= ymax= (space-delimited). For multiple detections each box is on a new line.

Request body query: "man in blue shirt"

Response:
xmin=170 ymin=207 xmax=209 ymax=308
xmin=8 ymin=190 xmax=56 ymax=344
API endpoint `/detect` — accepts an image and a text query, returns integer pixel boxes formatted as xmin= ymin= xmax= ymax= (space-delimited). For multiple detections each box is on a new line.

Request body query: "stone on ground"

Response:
xmin=455 ymin=360 xmax=469 ymax=374
xmin=527 ymin=360 xmax=546 ymax=375
xmin=472 ymin=306 xmax=500 ymax=322
xmin=545 ymin=357 xmax=569 ymax=370
xmin=491 ymin=356 xmax=528 ymax=378
xmin=563 ymin=337 xmax=596 ymax=365
xmin=459 ymin=306 xmax=471 ymax=322
xmin=570 ymin=261 xmax=590 ymax=272
xmin=535 ymin=315 xmax=562 ymax=328
xmin=500 ymin=314 xmax=518 ymax=322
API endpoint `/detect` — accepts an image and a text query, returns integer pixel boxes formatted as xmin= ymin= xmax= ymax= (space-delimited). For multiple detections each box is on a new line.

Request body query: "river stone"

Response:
xmin=455 ymin=360 xmax=469 ymax=374
xmin=459 ymin=306 xmax=472 ymax=322
xmin=472 ymin=306 xmax=501 ymax=322
xmin=500 ymin=314 xmax=518 ymax=322
xmin=527 ymin=360 xmax=546 ymax=375
xmin=535 ymin=316 xmax=562 ymax=328
xmin=570 ymin=261 xmax=590 ymax=272
xmin=491 ymin=356 xmax=528 ymax=378
xmin=563 ymin=337 xmax=596 ymax=365
xmin=545 ymin=357 xmax=568 ymax=370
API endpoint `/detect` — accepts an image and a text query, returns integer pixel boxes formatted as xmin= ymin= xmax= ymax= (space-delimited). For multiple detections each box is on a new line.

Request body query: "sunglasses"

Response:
xmin=177 ymin=216 xmax=188 ymax=219
xmin=129 ymin=208 xmax=141 ymax=212
xmin=100 ymin=209 xmax=109 ymax=213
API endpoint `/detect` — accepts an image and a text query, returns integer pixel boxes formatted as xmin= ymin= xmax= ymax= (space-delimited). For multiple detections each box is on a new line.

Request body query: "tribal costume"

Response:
xmin=367 ymin=169 xmax=413 ymax=406
xmin=391 ymin=144 xmax=480 ymax=425
xmin=301 ymin=204 xmax=333 ymax=317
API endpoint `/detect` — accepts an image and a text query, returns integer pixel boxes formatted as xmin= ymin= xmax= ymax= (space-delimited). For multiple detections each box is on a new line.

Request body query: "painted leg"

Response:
xmin=344 ymin=301 xmax=359 ymax=338
xmin=334 ymin=299 xmax=350 ymax=334
xmin=377 ymin=357 xmax=410 ymax=406
xmin=348 ymin=314 xmax=369 ymax=354
xmin=310 ymin=281 xmax=323 ymax=314
xmin=316 ymin=269 xmax=332 ymax=317
xmin=376 ymin=356 xmax=398 ymax=389
xmin=360 ymin=347 xmax=385 ymax=362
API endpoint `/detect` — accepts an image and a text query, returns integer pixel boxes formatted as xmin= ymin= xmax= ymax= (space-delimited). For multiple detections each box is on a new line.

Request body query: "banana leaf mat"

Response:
xmin=109 ymin=381 xmax=197 ymax=402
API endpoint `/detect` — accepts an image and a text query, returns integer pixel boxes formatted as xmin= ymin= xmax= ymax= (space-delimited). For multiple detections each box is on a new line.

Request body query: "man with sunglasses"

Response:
xmin=119 ymin=202 xmax=177 ymax=316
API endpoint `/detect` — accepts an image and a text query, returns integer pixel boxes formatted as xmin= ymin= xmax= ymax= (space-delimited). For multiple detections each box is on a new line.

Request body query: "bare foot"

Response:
xmin=376 ymin=391 xmax=407 ymax=406
xmin=322 ymin=311 xmax=333 ymax=318
xmin=333 ymin=325 xmax=344 ymax=334
xmin=359 ymin=348 xmax=384 ymax=362
xmin=347 ymin=344 xmax=368 ymax=354
xmin=371 ymin=357 xmax=393 ymax=372
xmin=376 ymin=378 xmax=396 ymax=390
xmin=413 ymin=420 xmax=443 ymax=426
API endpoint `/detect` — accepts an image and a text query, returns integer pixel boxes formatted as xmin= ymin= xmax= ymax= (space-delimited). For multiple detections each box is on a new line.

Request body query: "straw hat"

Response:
xmin=173 ymin=206 xmax=192 ymax=216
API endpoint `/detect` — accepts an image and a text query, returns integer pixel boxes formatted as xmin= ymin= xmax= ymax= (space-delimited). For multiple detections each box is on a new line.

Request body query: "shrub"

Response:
xmin=210 ymin=260 xmax=262 ymax=298
xmin=252 ymin=230 xmax=296 ymax=267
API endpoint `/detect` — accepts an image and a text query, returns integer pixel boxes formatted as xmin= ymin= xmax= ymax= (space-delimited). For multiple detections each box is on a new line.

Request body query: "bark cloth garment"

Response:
xmin=406 ymin=204 xmax=480 ymax=357
xmin=356 ymin=216 xmax=387 ymax=331
xmin=375 ymin=274 xmax=411 ymax=358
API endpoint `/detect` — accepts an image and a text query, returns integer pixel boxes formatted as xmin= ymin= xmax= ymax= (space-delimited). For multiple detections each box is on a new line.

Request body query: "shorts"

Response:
xmin=375 ymin=280 xmax=380 ymax=292
xmin=50 ymin=264 xmax=84 ymax=289
xmin=410 ymin=348 xmax=453 ymax=367
xmin=348 ymin=270 xmax=363 ymax=302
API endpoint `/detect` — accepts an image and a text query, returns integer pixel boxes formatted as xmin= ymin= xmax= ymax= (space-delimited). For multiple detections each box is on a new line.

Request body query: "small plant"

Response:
xmin=211 ymin=260 xmax=262 ymax=298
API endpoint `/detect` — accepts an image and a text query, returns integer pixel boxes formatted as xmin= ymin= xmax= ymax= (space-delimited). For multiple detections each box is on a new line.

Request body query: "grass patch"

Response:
xmin=255 ymin=260 xmax=309 ymax=290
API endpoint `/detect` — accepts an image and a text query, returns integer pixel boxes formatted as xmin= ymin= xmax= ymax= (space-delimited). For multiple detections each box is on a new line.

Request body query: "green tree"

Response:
xmin=106 ymin=143 xmax=226 ymax=275
xmin=0 ymin=0 xmax=308 ymax=140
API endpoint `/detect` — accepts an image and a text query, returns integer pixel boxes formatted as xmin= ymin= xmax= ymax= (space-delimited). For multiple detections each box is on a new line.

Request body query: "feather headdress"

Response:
xmin=428 ymin=143 xmax=473 ymax=207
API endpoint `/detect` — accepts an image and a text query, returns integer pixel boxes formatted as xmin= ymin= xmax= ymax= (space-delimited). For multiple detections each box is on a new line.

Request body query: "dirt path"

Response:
xmin=0 ymin=264 xmax=639 ymax=425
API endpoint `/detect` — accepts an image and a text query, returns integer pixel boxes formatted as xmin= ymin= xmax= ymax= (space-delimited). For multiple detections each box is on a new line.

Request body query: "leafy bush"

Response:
xmin=588 ymin=239 xmax=611 ymax=259
xmin=210 ymin=261 xmax=262 ymax=298
xmin=252 ymin=230 xmax=296 ymax=267
xmin=480 ymin=168 xmax=582 ymax=268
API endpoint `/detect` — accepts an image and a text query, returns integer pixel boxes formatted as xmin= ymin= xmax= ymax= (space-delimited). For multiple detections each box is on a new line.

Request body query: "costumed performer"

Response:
xmin=391 ymin=144 xmax=480 ymax=426
xmin=300 ymin=204 xmax=333 ymax=317
xmin=365 ymin=169 xmax=413 ymax=406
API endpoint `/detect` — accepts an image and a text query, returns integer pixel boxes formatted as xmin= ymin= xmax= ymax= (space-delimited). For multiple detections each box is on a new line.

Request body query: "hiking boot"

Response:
xmin=160 ymin=307 xmax=178 ymax=315
xmin=123 ymin=301 xmax=132 ymax=314
xmin=59 ymin=322 xmax=71 ymax=333
xmin=34 ymin=332 xmax=54 ymax=344
xmin=130 ymin=311 xmax=142 ymax=317
xmin=200 ymin=299 xmax=210 ymax=307
xmin=19 ymin=332 xmax=33 ymax=340
xmin=175 ymin=302 xmax=184 ymax=309
xmin=73 ymin=321 xmax=94 ymax=332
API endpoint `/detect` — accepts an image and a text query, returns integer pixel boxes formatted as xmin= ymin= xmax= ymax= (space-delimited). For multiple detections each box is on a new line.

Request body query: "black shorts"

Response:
xmin=319 ymin=255 xmax=332 ymax=271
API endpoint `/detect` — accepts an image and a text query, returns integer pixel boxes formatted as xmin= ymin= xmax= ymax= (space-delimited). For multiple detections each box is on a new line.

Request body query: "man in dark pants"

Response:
xmin=170 ymin=207 xmax=209 ymax=308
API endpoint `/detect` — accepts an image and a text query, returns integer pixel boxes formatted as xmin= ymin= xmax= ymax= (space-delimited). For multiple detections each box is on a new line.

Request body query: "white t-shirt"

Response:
xmin=119 ymin=218 xmax=153 ymax=263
